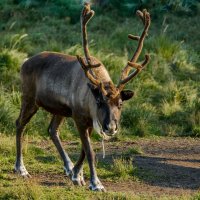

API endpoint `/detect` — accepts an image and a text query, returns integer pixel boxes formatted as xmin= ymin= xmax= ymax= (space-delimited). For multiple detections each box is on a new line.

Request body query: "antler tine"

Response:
xmin=81 ymin=2 xmax=94 ymax=64
xmin=136 ymin=10 xmax=145 ymax=25
xmin=80 ymin=2 xmax=101 ymax=69
xmin=119 ymin=54 xmax=150 ymax=85
xmin=77 ymin=3 xmax=107 ymax=95
xmin=128 ymin=34 xmax=140 ymax=41
xmin=117 ymin=9 xmax=151 ymax=91
xmin=77 ymin=55 xmax=102 ymax=88
xmin=77 ymin=55 xmax=101 ymax=70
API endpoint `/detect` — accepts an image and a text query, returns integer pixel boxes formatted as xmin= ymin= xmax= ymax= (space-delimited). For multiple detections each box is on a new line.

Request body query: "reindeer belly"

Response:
xmin=36 ymin=92 xmax=72 ymax=117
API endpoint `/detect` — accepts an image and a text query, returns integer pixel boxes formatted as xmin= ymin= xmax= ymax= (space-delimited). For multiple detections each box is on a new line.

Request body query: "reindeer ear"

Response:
xmin=120 ymin=90 xmax=134 ymax=101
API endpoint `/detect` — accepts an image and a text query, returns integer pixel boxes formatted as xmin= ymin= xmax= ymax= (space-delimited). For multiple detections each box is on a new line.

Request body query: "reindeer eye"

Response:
xmin=118 ymin=100 xmax=123 ymax=109
xmin=96 ymin=98 xmax=102 ymax=107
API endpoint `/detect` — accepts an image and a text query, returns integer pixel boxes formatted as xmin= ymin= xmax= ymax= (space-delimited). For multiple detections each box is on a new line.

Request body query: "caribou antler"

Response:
xmin=117 ymin=9 xmax=151 ymax=91
xmin=77 ymin=3 xmax=106 ymax=94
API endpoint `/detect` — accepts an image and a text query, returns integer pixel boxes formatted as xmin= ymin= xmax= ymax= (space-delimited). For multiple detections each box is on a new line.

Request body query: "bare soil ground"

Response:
xmin=28 ymin=137 xmax=200 ymax=197
xmin=103 ymin=137 xmax=200 ymax=197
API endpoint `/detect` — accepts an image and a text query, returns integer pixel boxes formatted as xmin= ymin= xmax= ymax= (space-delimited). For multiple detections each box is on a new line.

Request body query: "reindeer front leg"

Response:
xmin=71 ymin=127 xmax=95 ymax=186
xmin=76 ymin=124 xmax=105 ymax=191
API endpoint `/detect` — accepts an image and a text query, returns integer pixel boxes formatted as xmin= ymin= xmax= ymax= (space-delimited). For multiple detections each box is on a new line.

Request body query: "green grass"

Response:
xmin=111 ymin=157 xmax=136 ymax=181
xmin=0 ymin=135 xmax=140 ymax=199
xmin=0 ymin=135 xmax=199 ymax=200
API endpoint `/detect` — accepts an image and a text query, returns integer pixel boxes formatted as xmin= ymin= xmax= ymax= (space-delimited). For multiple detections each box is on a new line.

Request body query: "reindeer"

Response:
xmin=14 ymin=3 xmax=151 ymax=191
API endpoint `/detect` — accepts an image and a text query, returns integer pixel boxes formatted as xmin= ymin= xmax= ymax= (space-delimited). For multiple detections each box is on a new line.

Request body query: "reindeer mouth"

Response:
xmin=93 ymin=119 xmax=116 ymax=140
xmin=96 ymin=121 xmax=116 ymax=140
xmin=101 ymin=130 xmax=112 ymax=140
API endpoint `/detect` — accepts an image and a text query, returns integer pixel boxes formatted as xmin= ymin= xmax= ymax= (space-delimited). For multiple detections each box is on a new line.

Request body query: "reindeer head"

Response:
xmin=77 ymin=3 xmax=151 ymax=139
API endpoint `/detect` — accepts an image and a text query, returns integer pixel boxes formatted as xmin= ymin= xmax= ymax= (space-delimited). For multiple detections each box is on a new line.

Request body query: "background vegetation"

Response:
xmin=0 ymin=0 xmax=199 ymax=138
xmin=0 ymin=0 xmax=200 ymax=199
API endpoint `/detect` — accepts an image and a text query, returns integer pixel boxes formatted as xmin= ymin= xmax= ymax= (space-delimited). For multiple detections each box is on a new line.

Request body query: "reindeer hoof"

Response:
xmin=71 ymin=175 xmax=86 ymax=186
xmin=14 ymin=165 xmax=31 ymax=178
xmin=89 ymin=180 xmax=106 ymax=192
xmin=64 ymin=166 xmax=73 ymax=177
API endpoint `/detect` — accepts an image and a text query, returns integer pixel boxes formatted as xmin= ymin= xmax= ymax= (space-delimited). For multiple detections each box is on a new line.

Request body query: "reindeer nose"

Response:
xmin=106 ymin=120 xmax=117 ymax=134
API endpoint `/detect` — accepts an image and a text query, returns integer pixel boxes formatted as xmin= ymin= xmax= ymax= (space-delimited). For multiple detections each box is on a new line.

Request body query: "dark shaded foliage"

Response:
xmin=1 ymin=0 xmax=199 ymax=25
xmin=97 ymin=0 xmax=200 ymax=17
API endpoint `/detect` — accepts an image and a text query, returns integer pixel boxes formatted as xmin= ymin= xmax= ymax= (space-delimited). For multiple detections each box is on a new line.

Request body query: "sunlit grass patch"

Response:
xmin=123 ymin=147 xmax=143 ymax=155
xmin=154 ymin=36 xmax=181 ymax=62
xmin=0 ymin=179 xmax=136 ymax=200
xmin=0 ymin=49 xmax=26 ymax=88
xmin=161 ymin=99 xmax=182 ymax=117
xmin=0 ymin=178 xmax=44 ymax=200
xmin=111 ymin=157 xmax=137 ymax=181
xmin=0 ymin=136 xmax=15 ymax=156
xmin=189 ymin=110 xmax=200 ymax=137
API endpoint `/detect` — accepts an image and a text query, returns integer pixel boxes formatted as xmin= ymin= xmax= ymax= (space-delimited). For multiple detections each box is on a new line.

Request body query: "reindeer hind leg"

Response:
xmin=71 ymin=147 xmax=86 ymax=186
xmin=15 ymin=97 xmax=38 ymax=178
xmin=48 ymin=115 xmax=74 ymax=176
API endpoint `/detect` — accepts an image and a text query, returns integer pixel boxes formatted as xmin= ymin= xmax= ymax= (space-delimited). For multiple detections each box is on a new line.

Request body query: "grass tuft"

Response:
xmin=112 ymin=157 xmax=136 ymax=181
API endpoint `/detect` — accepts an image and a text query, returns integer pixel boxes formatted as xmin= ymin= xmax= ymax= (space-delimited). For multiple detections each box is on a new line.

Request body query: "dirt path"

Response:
xmin=30 ymin=137 xmax=200 ymax=197
xmin=102 ymin=137 xmax=200 ymax=196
